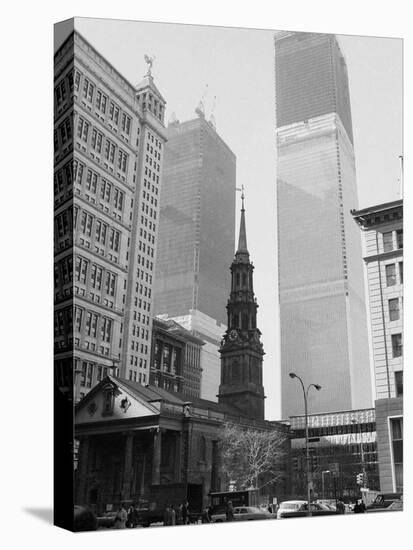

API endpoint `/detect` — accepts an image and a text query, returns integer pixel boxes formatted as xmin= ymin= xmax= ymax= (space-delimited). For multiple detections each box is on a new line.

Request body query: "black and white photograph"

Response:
xmin=52 ymin=16 xmax=404 ymax=533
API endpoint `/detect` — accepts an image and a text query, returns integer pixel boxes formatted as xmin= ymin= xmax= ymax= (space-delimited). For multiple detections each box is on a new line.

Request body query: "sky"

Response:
xmin=67 ymin=18 xmax=403 ymax=420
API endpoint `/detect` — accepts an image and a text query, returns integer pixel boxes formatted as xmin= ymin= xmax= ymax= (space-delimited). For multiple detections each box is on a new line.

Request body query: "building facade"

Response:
xmin=149 ymin=317 xmax=204 ymax=397
xmin=54 ymin=30 xmax=167 ymax=401
xmin=275 ymin=31 xmax=372 ymax=418
xmin=154 ymin=115 xmax=236 ymax=327
xmin=289 ymin=408 xmax=380 ymax=501
xmin=352 ymin=200 xmax=403 ymax=493
xmin=159 ymin=310 xmax=226 ymax=402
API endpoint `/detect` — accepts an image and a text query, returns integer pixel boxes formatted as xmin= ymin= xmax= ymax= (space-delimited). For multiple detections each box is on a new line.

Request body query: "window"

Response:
xmin=101 ymin=318 xmax=112 ymax=343
xmin=75 ymin=257 xmax=88 ymax=283
xmin=82 ymin=78 xmax=95 ymax=103
xmin=390 ymin=417 xmax=403 ymax=492
xmin=104 ymin=139 xmax=116 ymax=163
xmin=55 ymin=79 xmax=67 ymax=107
xmin=113 ymin=188 xmax=124 ymax=211
xmin=74 ymin=307 xmax=83 ymax=332
xmin=77 ymin=118 xmax=89 ymax=143
xmin=383 ymin=231 xmax=393 ymax=252
xmin=80 ymin=211 xmax=93 ymax=237
xmin=90 ymin=265 xmax=103 ymax=290
xmin=391 ymin=333 xmax=403 ymax=358
xmin=399 ymin=262 xmax=403 ymax=284
xmin=385 ymin=264 xmax=396 ymax=286
xmin=100 ymin=180 xmax=111 ymax=203
xmin=74 ymin=70 xmax=82 ymax=92
xmin=86 ymin=312 xmax=99 ymax=338
xmin=121 ymin=113 xmax=131 ymax=134
xmin=117 ymin=149 xmax=128 ymax=172
xmin=59 ymin=117 xmax=72 ymax=144
xmin=91 ymin=129 xmax=103 ymax=153
xmin=395 ymin=371 xmax=403 ymax=397
xmin=109 ymin=229 xmax=120 ymax=252
xmin=74 ymin=160 xmax=84 ymax=185
xmin=389 ymin=298 xmax=400 ymax=321
xmin=109 ymin=102 xmax=120 ymax=124
xmin=96 ymin=90 xmax=107 ymax=113
xmin=105 ymin=272 xmax=116 ymax=296
xmin=396 ymin=229 xmax=403 ymax=249
xmin=85 ymin=169 xmax=98 ymax=193
xmin=95 ymin=220 xmax=107 ymax=245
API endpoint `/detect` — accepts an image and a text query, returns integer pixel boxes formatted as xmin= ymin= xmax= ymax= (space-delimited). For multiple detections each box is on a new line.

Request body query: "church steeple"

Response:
xmin=236 ymin=186 xmax=249 ymax=259
xmin=218 ymin=191 xmax=265 ymax=421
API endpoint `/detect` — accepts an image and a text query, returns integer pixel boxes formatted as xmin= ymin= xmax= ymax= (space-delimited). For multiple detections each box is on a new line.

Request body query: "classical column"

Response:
xmin=76 ymin=436 xmax=90 ymax=504
xmin=152 ymin=429 xmax=162 ymax=485
xmin=174 ymin=432 xmax=182 ymax=482
xmin=121 ymin=432 xmax=134 ymax=501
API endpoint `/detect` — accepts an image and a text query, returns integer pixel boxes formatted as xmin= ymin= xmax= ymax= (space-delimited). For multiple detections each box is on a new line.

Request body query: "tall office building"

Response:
xmin=154 ymin=115 xmax=236 ymax=327
xmin=275 ymin=32 xmax=372 ymax=418
xmin=352 ymin=200 xmax=403 ymax=492
xmin=54 ymin=28 xmax=167 ymax=401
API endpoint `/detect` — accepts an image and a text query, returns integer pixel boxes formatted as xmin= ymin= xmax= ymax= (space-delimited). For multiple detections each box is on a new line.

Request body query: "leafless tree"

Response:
xmin=220 ymin=422 xmax=287 ymax=491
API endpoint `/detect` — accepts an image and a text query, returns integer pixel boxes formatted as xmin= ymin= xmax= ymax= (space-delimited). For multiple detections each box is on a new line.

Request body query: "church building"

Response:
xmin=74 ymin=196 xmax=289 ymax=513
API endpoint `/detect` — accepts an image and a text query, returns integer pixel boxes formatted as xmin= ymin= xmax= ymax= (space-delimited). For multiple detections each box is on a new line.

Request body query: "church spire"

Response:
xmin=236 ymin=185 xmax=249 ymax=260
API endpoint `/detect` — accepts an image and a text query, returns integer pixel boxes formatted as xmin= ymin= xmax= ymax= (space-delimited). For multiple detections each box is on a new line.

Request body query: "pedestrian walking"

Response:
xmin=163 ymin=504 xmax=172 ymax=526
xmin=181 ymin=501 xmax=189 ymax=525
xmin=226 ymin=500 xmax=234 ymax=522
xmin=336 ymin=498 xmax=345 ymax=514
xmin=114 ymin=503 xmax=128 ymax=529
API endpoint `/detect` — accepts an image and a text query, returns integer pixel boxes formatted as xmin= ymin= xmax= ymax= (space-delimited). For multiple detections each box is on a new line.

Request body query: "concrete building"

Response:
xmin=149 ymin=317 xmax=204 ymax=397
xmin=352 ymin=200 xmax=403 ymax=493
xmin=289 ymin=408 xmax=380 ymax=501
xmin=275 ymin=32 xmax=372 ymax=418
xmin=159 ymin=310 xmax=226 ymax=402
xmin=54 ymin=28 xmax=167 ymax=401
xmin=154 ymin=115 xmax=236 ymax=327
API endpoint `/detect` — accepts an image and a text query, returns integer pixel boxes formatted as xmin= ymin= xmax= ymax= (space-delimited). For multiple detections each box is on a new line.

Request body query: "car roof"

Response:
xmin=280 ymin=500 xmax=307 ymax=505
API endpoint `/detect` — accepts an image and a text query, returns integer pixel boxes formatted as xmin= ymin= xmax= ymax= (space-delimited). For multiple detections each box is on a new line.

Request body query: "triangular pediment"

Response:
xmin=75 ymin=377 xmax=160 ymax=425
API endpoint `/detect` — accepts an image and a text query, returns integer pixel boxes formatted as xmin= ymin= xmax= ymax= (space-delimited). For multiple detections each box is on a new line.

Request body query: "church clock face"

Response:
xmin=229 ymin=329 xmax=238 ymax=342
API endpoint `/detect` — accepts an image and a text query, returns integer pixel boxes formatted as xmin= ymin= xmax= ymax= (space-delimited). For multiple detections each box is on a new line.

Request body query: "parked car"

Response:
xmin=96 ymin=510 xmax=118 ymax=528
xmin=277 ymin=500 xmax=337 ymax=519
xmin=366 ymin=493 xmax=402 ymax=512
xmin=233 ymin=506 xmax=276 ymax=521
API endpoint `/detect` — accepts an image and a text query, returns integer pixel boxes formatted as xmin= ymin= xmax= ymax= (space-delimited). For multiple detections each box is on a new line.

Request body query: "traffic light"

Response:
xmin=356 ymin=473 xmax=365 ymax=485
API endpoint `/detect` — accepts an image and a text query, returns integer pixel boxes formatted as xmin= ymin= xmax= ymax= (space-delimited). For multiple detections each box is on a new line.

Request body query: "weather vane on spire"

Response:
xmin=236 ymin=185 xmax=245 ymax=210
xmin=144 ymin=54 xmax=156 ymax=76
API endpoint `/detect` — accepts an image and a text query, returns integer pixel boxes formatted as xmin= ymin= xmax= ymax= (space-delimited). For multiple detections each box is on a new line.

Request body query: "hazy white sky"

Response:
xmin=71 ymin=18 xmax=403 ymax=419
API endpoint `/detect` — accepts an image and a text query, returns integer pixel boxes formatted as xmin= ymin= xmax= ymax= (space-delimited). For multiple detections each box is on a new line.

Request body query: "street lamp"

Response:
xmin=322 ymin=470 xmax=330 ymax=499
xmin=289 ymin=372 xmax=322 ymax=517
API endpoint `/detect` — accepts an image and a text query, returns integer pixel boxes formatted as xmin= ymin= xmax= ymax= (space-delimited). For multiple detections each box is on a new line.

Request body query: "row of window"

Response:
xmin=75 ymin=71 xmax=132 ymax=136
xmin=131 ymin=340 xmax=149 ymax=354
xmin=383 ymin=229 xmax=403 ymax=252
xmin=54 ymin=307 xmax=72 ymax=337
xmin=128 ymin=370 xmax=147 ymax=384
xmin=55 ymin=72 xmax=73 ymax=108
xmin=137 ymin=91 xmax=164 ymax=122
xmin=129 ymin=354 xmax=148 ymax=369
xmin=75 ymin=256 xmax=117 ymax=297
xmin=76 ymin=360 xmax=115 ymax=389
xmin=76 ymin=116 xmax=129 ymax=174
xmin=137 ymin=268 xmax=153 ymax=285
xmin=74 ymin=306 xmax=113 ymax=343
xmin=74 ymin=159 xmax=125 ymax=212
xmin=75 ymin=207 xmax=121 ymax=253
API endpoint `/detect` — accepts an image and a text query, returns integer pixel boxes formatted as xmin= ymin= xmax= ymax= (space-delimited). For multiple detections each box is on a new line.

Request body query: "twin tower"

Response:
xmin=218 ymin=192 xmax=265 ymax=420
